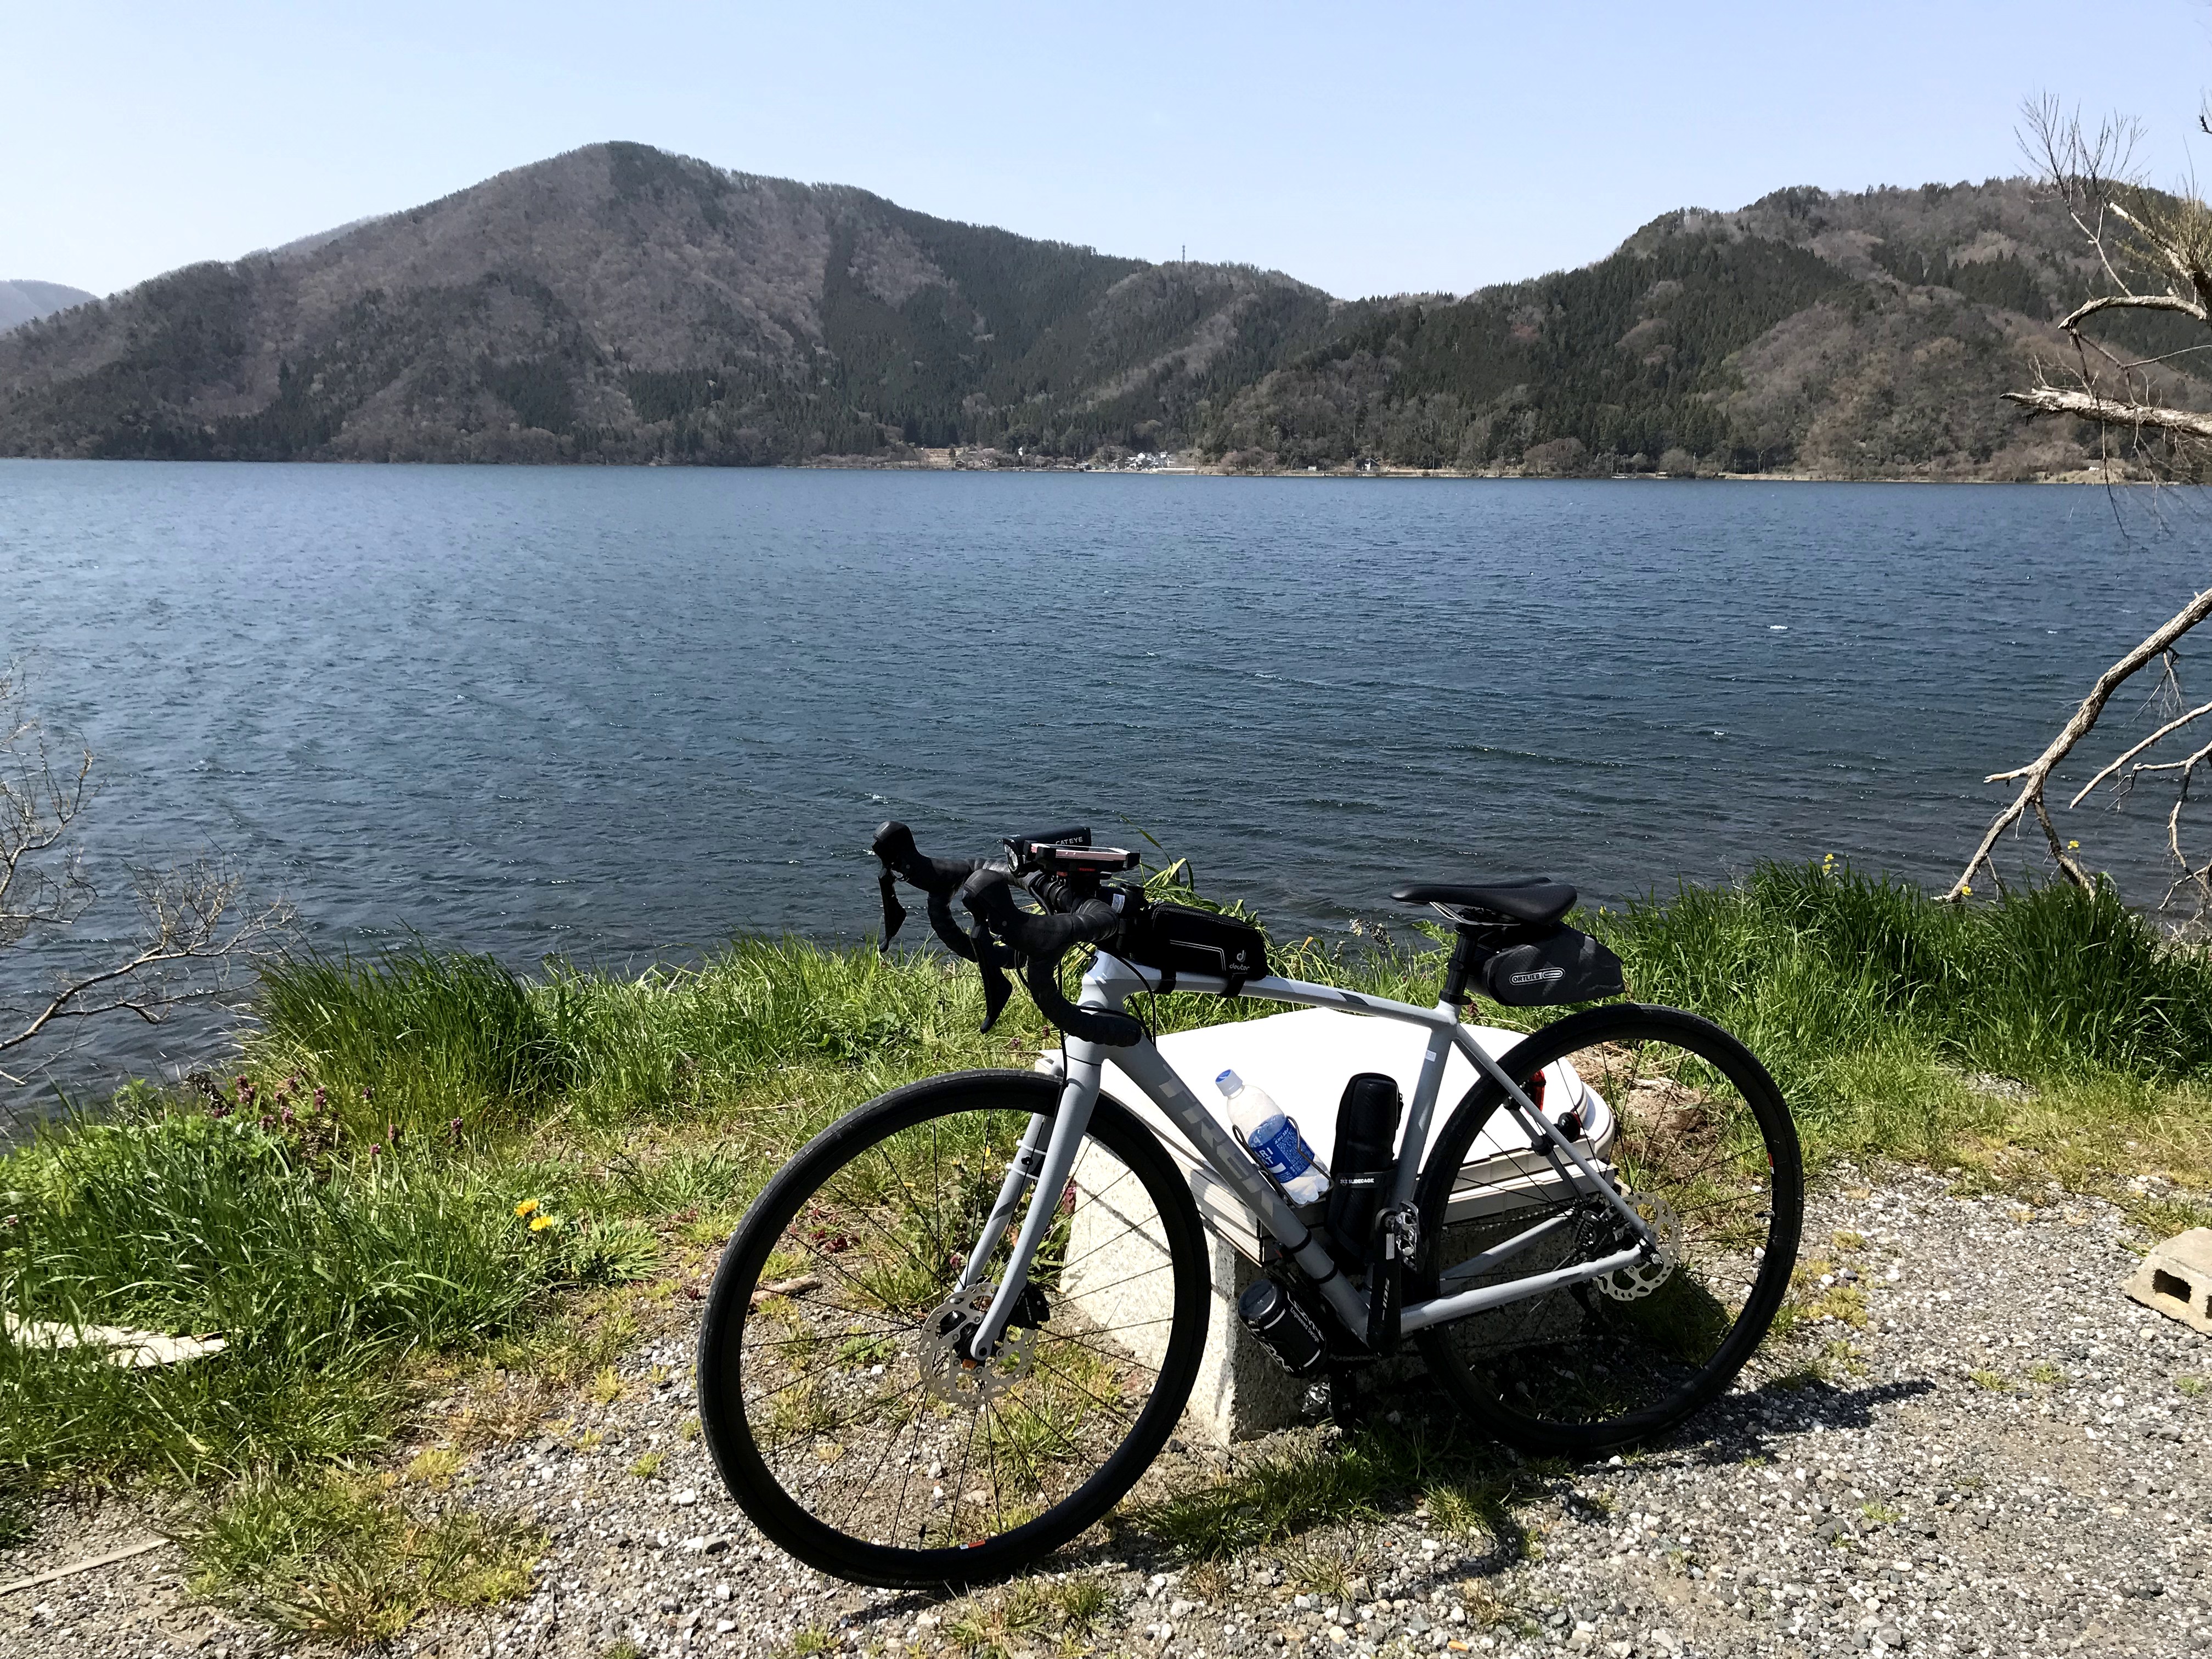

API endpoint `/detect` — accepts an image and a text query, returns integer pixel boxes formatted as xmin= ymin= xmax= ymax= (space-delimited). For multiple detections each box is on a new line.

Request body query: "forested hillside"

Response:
xmin=0 ymin=144 xmax=1334 ymax=464
xmin=3 ymin=154 xmax=2202 ymax=476
xmin=1201 ymin=179 xmax=2212 ymax=477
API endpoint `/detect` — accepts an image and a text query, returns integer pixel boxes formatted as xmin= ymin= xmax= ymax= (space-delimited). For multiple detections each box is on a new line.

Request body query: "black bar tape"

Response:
xmin=960 ymin=869 xmax=1143 ymax=1047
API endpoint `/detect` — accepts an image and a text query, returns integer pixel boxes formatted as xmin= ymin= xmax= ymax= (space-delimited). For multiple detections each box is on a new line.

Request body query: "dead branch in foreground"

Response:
xmin=1946 ymin=585 xmax=2212 ymax=902
xmin=1950 ymin=101 xmax=2212 ymax=912
xmin=1 ymin=665 xmax=290 ymax=1082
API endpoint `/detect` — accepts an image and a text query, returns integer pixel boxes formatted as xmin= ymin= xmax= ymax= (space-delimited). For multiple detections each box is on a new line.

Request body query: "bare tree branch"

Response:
xmin=1950 ymin=103 xmax=2212 ymax=910
xmin=2056 ymin=291 xmax=2211 ymax=332
xmin=2002 ymin=383 xmax=2212 ymax=441
xmin=0 ymin=664 xmax=291 ymax=1085
xmin=2068 ymin=698 xmax=2212 ymax=804
xmin=1946 ymin=585 xmax=2212 ymax=901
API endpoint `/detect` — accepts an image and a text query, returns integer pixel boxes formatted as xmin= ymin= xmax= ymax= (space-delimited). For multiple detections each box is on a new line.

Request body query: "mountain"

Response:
xmin=1201 ymin=178 xmax=2212 ymax=479
xmin=1 ymin=151 xmax=2196 ymax=477
xmin=0 ymin=144 xmax=1336 ymax=464
xmin=0 ymin=280 xmax=96 ymax=335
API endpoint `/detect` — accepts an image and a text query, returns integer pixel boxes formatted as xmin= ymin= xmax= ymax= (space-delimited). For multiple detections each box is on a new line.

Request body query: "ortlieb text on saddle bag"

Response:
xmin=1474 ymin=926 xmax=1625 ymax=1007
xmin=1121 ymin=901 xmax=1268 ymax=992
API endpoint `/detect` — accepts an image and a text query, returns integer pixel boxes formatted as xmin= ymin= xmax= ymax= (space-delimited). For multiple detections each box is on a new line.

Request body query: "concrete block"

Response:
xmin=1053 ymin=1007 xmax=1617 ymax=1443
xmin=1061 ymin=1144 xmax=1303 ymax=1444
xmin=2126 ymin=1227 xmax=2212 ymax=1335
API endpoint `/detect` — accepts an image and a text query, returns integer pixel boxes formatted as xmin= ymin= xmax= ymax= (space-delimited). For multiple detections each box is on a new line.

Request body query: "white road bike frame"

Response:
xmin=956 ymin=949 xmax=1660 ymax=1358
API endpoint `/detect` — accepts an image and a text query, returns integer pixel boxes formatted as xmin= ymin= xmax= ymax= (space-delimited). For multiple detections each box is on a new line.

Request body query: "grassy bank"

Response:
xmin=3 ymin=861 xmax=2209 ymax=1628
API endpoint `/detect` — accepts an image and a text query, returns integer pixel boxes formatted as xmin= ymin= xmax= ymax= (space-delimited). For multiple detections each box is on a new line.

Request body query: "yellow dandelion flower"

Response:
xmin=1961 ymin=883 xmax=1973 ymax=896
xmin=514 ymin=1198 xmax=539 ymax=1218
xmin=530 ymin=1214 xmax=555 ymax=1232
xmin=2067 ymin=840 xmax=2080 ymax=850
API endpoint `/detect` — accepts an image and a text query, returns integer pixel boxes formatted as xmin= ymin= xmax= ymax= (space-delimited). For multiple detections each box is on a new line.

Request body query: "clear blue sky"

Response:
xmin=10 ymin=1 xmax=2212 ymax=300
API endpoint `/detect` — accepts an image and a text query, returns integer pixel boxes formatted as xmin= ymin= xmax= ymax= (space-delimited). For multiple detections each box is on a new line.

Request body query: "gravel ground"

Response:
xmin=5 ymin=1167 xmax=2204 ymax=1659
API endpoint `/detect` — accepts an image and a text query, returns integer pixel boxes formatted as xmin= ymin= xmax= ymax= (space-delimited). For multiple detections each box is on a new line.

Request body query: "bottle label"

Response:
xmin=1250 ymin=1115 xmax=1316 ymax=1186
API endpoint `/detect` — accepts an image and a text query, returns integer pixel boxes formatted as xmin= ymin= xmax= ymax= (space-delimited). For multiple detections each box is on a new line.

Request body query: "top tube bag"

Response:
xmin=1120 ymin=901 xmax=1268 ymax=993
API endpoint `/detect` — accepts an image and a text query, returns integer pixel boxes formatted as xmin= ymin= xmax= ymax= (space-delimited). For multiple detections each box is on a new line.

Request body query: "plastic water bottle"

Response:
xmin=1217 ymin=1069 xmax=1329 ymax=1206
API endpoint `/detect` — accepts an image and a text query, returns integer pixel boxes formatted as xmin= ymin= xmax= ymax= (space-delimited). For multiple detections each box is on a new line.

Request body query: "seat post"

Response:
xmin=1439 ymin=929 xmax=1480 ymax=1007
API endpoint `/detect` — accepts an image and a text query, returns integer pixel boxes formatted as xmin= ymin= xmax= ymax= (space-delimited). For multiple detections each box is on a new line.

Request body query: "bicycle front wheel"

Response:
xmin=696 ymin=1070 xmax=1210 ymax=1588
xmin=1413 ymin=1005 xmax=1803 ymax=1454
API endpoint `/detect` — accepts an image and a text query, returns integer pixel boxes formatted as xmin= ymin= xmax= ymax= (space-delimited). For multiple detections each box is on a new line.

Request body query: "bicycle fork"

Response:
xmin=952 ymin=1052 xmax=1104 ymax=1358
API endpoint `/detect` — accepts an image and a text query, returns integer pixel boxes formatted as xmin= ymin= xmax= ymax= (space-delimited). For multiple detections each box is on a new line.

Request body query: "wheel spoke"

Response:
xmin=702 ymin=1084 xmax=1203 ymax=1577
xmin=1419 ymin=1015 xmax=1799 ymax=1445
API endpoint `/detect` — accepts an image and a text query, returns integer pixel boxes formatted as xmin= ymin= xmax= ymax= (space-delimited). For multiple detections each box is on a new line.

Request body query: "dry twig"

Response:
xmin=0 ymin=664 xmax=290 ymax=1081
xmin=1950 ymin=102 xmax=2212 ymax=911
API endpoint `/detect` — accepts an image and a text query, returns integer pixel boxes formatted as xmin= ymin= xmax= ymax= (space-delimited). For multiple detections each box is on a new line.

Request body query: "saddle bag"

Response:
xmin=1475 ymin=926 xmax=1626 ymax=1007
xmin=1120 ymin=901 xmax=1268 ymax=992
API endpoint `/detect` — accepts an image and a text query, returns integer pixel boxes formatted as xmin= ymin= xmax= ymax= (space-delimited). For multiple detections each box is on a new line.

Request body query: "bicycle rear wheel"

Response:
xmin=697 ymin=1070 xmax=1210 ymax=1588
xmin=1413 ymin=1005 xmax=1802 ymax=1454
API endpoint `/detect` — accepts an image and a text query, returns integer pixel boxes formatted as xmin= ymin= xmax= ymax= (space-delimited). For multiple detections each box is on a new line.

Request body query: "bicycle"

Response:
xmin=698 ymin=823 xmax=1803 ymax=1589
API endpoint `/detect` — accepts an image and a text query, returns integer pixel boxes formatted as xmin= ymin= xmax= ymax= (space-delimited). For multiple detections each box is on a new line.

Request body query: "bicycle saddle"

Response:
xmin=1390 ymin=877 xmax=1577 ymax=927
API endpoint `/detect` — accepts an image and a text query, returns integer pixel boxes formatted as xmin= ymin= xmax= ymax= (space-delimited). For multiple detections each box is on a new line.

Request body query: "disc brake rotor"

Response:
xmin=917 ymin=1282 xmax=1036 ymax=1408
xmin=1592 ymin=1190 xmax=1683 ymax=1302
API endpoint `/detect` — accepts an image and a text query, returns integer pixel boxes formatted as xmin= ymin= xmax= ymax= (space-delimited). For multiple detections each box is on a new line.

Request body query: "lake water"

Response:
xmin=6 ymin=461 xmax=2210 ymax=1092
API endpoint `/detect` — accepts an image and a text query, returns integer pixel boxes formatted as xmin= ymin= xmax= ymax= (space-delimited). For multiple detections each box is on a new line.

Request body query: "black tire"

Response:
xmin=1412 ymin=1005 xmax=1803 ymax=1455
xmin=697 ymin=1070 xmax=1210 ymax=1589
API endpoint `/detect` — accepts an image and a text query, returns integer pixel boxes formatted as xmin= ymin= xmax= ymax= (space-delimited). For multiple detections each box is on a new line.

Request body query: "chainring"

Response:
xmin=1588 ymin=1190 xmax=1683 ymax=1302
xmin=916 ymin=1282 xmax=1037 ymax=1408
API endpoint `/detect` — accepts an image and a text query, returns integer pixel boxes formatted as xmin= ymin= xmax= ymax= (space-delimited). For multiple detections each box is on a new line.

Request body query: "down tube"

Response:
xmin=1103 ymin=1036 xmax=1371 ymax=1336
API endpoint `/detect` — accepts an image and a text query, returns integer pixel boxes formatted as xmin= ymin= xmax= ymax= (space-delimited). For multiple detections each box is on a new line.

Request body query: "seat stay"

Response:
xmin=1449 ymin=1020 xmax=1657 ymax=1244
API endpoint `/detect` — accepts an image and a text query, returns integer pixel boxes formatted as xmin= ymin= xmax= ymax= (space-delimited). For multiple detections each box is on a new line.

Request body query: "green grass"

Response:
xmin=1591 ymin=864 xmax=2212 ymax=1192
xmin=178 ymin=1467 xmax=541 ymax=1644
xmin=0 ymin=1102 xmax=657 ymax=1485
xmin=941 ymin=1573 xmax=1114 ymax=1657
xmin=4 ymin=861 xmax=2211 ymax=1628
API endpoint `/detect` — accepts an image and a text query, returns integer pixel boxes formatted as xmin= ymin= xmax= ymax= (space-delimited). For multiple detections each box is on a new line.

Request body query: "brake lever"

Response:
xmin=975 ymin=939 xmax=1014 ymax=1032
xmin=959 ymin=869 xmax=1029 ymax=1034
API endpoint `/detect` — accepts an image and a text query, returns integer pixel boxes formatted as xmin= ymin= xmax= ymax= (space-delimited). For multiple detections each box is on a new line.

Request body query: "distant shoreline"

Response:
xmin=0 ymin=450 xmax=2140 ymax=484
xmin=798 ymin=447 xmax=2129 ymax=485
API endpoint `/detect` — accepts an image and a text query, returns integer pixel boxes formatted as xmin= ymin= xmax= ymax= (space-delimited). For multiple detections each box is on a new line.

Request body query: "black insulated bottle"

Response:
xmin=1237 ymin=1277 xmax=1327 ymax=1376
xmin=1325 ymin=1072 xmax=1403 ymax=1272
